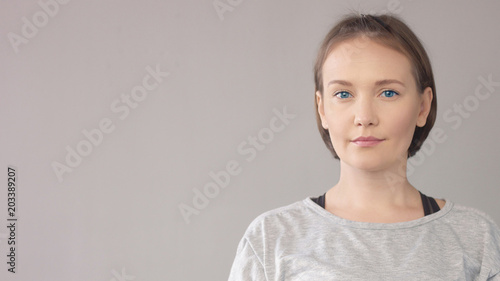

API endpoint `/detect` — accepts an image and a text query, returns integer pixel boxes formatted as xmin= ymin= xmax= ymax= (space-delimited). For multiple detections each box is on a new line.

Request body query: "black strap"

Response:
xmin=419 ymin=191 xmax=441 ymax=216
xmin=311 ymin=193 xmax=326 ymax=208
xmin=311 ymin=191 xmax=440 ymax=216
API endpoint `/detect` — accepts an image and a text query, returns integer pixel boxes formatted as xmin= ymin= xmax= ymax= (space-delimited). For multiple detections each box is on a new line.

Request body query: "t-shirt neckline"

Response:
xmin=303 ymin=196 xmax=454 ymax=230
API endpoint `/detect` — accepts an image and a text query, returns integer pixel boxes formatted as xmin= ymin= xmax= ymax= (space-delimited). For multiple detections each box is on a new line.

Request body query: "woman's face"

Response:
xmin=316 ymin=37 xmax=432 ymax=172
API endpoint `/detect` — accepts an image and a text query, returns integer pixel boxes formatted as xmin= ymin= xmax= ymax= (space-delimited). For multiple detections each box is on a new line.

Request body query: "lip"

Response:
xmin=351 ymin=136 xmax=384 ymax=147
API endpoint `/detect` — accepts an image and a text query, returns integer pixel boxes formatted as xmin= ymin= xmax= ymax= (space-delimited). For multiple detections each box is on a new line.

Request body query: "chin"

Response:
xmin=340 ymin=157 xmax=387 ymax=171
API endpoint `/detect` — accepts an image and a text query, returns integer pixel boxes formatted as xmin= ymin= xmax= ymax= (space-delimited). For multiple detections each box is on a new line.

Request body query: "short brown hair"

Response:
xmin=314 ymin=13 xmax=437 ymax=159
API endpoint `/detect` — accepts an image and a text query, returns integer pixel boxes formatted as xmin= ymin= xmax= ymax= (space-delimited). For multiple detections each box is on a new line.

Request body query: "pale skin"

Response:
xmin=316 ymin=36 xmax=445 ymax=223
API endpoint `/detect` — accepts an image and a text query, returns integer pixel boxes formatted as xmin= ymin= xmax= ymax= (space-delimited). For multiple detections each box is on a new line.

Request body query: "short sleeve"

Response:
xmin=486 ymin=223 xmax=500 ymax=280
xmin=228 ymin=237 xmax=268 ymax=281
xmin=478 ymin=211 xmax=500 ymax=280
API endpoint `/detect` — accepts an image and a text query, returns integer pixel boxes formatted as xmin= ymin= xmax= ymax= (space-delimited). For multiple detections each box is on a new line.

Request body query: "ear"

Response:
xmin=316 ymin=91 xmax=328 ymax=129
xmin=416 ymin=87 xmax=433 ymax=127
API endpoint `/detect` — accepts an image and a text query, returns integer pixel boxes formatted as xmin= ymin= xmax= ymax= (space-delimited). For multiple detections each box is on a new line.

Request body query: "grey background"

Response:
xmin=1 ymin=0 xmax=499 ymax=280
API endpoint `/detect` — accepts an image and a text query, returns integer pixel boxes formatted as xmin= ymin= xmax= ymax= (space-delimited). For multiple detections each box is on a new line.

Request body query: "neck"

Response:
xmin=327 ymin=158 xmax=420 ymax=211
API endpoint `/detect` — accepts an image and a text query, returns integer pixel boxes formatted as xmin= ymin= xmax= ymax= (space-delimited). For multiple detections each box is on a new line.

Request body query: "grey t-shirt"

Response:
xmin=228 ymin=198 xmax=500 ymax=280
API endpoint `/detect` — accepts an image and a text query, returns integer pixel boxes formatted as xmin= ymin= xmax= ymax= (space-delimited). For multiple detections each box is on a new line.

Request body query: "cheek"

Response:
xmin=387 ymin=108 xmax=418 ymax=144
xmin=324 ymin=110 xmax=350 ymax=141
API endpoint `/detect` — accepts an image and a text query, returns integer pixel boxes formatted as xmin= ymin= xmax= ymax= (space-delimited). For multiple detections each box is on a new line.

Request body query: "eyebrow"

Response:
xmin=327 ymin=79 xmax=406 ymax=88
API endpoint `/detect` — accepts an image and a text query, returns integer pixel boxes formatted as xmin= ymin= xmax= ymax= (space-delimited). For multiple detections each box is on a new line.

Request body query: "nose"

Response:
xmin=354 ymin=98 xmax=378 ymax=127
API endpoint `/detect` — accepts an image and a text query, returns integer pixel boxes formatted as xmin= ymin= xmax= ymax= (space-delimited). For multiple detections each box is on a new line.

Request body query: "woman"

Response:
xmin=228 ymin=13 xmax=500 ymax=280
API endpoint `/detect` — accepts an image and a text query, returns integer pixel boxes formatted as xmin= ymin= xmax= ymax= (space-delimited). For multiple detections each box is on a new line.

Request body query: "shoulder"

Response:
xmin=441 ymin=202 xmax=500 ymax=238
xmin=450 ymin=204 xmax=500 ymax=275
xmin=446 ymin=203 xmax=500 ymax=231
xmin=441 ymin=202 xmax=500 ymax=262
xmin=241 ymin=198 xmax=319 ymax=239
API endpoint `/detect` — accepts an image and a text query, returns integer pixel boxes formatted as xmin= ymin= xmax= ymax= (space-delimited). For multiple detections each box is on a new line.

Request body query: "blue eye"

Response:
xmin=381 ymin=90 xmax=399 ymax=98
xmin=334 ymin=91 xmax=352 ymax=99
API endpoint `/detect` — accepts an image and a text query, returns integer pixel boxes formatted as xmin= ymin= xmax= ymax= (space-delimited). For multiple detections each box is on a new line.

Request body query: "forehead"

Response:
xmin=322 ymin=38 xmax=414 ymax=86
